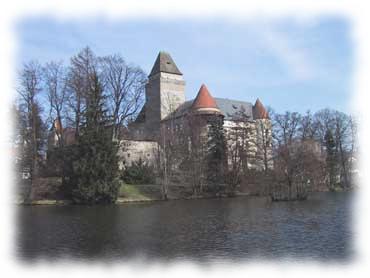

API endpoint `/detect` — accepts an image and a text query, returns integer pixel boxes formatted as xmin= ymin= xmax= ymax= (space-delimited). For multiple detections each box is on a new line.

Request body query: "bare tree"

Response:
xmin=255 ymin=119 xmax=273 ymax=173
xmin=100 ymin=54 xmax=146 ymax=139
xmin=17 ymin=61 xmax=45 ymax=201
xmin=157 ymin=93 xmax=181 ymax=199
xmin=183 ymin=114 xmax=208 ymax=196
xmin=270 ymin=108 xmax=357 ymax=199
xmin=43 ymin=61 xmax=68 ymax=146
xmin=347 ymin=115 xmax=358 ymax=186
xmin=273 ymin=111 xmax=301 ymax=147
xmin=66 ymin=47 xmax=98 ymax=138
xmin=271 ymin=111 xmax=306 ymax=200
xmin=314 ymin=109 xmax=355 ymax=188
xmin=225 ymin=107 xmax=256 ymax=192
xmin=159 ymin=123 xmax=172 ymax=200
xmin=299 ymin=110 xmax=319 ymax=140
xmin=314 ymin=109 xmax=334 ymax=152
xmin=333 ymin=111 xmax=352 ymax=188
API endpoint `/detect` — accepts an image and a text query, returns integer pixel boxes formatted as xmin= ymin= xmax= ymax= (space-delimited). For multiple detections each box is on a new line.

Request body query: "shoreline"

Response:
xmin=15 ymin=192 xmax=257 ymax=206
xmin=13 ymin=190 xmax=352 ymax=206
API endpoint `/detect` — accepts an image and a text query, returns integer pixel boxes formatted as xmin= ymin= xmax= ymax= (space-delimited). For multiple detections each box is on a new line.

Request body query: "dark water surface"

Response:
xmin=17 ymin=192 xmax=353 ymax=263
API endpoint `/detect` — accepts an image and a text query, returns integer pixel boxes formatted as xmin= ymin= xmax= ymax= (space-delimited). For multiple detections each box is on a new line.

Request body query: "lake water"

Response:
xmin=17 ymin=192 xmax=353 ymax=263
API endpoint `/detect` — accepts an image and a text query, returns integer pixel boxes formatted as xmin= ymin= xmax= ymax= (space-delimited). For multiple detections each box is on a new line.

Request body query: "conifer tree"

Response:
xmin=70 ymin=71 xmax=120 ymax=204
xmin=206 ymin=115 xmax=227 ymax=194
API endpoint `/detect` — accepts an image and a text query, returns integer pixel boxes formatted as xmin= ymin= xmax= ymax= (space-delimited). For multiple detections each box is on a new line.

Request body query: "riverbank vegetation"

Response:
xmin=13 ymin=47 xmax=358 ymax=205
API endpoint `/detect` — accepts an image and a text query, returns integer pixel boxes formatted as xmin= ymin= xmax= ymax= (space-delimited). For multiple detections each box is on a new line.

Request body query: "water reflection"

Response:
xmin=17 ymin=192 xmax=353 ymax=263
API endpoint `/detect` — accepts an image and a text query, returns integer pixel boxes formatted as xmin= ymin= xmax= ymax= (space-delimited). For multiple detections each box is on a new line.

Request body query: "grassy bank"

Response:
xmin=17 ymin=183 xmax=241 ymax=205
xmin=17 ymin=181 xmax=352 ymax=206
xmin=117 ymin=183 xmax=162 ymax=203
xmin=16 ymin=182 xmax=163 ymax=205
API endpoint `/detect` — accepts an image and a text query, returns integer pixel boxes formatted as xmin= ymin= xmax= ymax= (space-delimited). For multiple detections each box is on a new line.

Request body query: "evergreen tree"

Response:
xmin=122 ymin=158 xmax=156 ymax=185
xmin=206 ymin=115 xmax=227 ymax=194
xmin=70 ymin=71 xmax=120 ymax=204
xmin=324 ymin=129 xmax=337 ymax=191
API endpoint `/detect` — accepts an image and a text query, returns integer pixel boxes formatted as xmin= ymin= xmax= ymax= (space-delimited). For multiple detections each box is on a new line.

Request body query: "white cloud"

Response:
xmin=257 ymin=24 xmax=316 ymax=82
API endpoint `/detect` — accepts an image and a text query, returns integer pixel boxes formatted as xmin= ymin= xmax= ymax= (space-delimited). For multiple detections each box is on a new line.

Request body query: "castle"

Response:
xmin=121 ymin=51 xmax=273 ymax=171
xmin=48 ymin=51 xmax=273 ymax=172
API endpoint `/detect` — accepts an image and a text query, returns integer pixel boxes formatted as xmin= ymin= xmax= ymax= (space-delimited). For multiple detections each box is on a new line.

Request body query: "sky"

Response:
xmin=15 ymin=16 xmax=353 ymax=114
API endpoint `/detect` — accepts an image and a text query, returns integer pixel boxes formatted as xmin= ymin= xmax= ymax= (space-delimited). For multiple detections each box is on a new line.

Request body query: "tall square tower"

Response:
xmin=145 ymin=52 xmax=186 ymax=139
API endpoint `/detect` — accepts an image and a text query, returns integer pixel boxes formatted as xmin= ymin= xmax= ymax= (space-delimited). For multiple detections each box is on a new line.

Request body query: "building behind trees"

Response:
xmin=14 ymin=48 xmax=358 ymax=203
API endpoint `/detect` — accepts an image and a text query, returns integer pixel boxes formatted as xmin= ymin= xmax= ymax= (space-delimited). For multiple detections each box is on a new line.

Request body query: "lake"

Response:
xmin=17 ymin=192 xmax=353 ymax=263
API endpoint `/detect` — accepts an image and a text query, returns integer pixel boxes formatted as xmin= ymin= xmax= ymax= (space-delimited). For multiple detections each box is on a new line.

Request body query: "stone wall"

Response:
xmin=144 ymin=74 xmax=161 ymax=139
xmin=159 ymin=72 xmax=186 ymax=120
xmin=118 ymin=140 xmax=159 ymax=169
xmin=127 ymin=122 xmax=151 ymax=141
xmin=144 ymin=72 xmax=185 ymax=140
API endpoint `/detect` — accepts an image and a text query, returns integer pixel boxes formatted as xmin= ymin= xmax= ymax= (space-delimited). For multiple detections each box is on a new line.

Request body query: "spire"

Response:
xmin=191 ymin=84 xmax=222 ymax=114
xmin=253 ymin=98 xmax=269 ymax=119
xmin=149 ymin=51 xmax=182 ymax=77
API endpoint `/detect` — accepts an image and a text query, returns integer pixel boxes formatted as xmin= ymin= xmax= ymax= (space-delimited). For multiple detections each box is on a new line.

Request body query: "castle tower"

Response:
xmin=252 ymin=98 xmax=273 ymax=170
xmin=145 ymin=51 xmax=186 ymax=139
xmin=253 ymin=98 xmax=269 ymax=120
xmin=189 ymin=84 xmax=224 ymax=144
xmin=191 ymin=84 xmax=222 ymax=115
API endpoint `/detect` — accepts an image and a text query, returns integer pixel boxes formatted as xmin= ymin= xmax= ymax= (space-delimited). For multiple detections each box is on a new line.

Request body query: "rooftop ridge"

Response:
xmin=214 ymin=97 xmax=253 ymax=105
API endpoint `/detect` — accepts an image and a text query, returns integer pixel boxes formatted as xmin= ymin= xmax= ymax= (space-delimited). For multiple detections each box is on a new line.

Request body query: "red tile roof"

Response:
xmin=192 ymin=84 xmax=219 ymax=110
xmin=253 ymin=98 xmax=269 ymax=119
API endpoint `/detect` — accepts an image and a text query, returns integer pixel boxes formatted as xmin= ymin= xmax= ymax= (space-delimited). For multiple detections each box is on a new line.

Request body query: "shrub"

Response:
xmin=121 ymin=158 xmax=155 ymax=185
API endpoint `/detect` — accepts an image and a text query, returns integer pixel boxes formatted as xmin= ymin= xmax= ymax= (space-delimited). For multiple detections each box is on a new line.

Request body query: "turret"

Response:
xmin=191 ymin=84 xmax=222 ymax=115
xmin=253 ymin=98 xmax=269 ymax=120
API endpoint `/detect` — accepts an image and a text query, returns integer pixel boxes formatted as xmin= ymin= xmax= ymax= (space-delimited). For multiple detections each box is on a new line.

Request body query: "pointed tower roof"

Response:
xmin=253 ymin=98 xmax=269 ymax=119
xmin=149 ymin=51 xmax=182 ymax=77
xmin=191 ymin=84 xmax=222 ymax=115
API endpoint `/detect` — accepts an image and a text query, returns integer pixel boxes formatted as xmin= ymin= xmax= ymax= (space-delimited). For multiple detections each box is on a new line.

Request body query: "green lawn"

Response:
xmin=118 ymin=183 xmax=162 ymax=201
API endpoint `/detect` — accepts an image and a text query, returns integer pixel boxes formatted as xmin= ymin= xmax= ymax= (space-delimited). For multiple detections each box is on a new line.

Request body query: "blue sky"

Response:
xmin=16 ymin=16 xmax=353 ymax=114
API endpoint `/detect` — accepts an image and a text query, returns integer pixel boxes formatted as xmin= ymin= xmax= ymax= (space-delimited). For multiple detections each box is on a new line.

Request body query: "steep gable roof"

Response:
xmin=149 ymin=51 xmax=182 ymax=77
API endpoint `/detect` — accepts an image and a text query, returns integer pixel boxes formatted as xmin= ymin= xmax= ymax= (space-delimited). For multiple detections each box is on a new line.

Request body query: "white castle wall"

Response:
xmin=118 ymin=140 xmax=159 ymax=169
